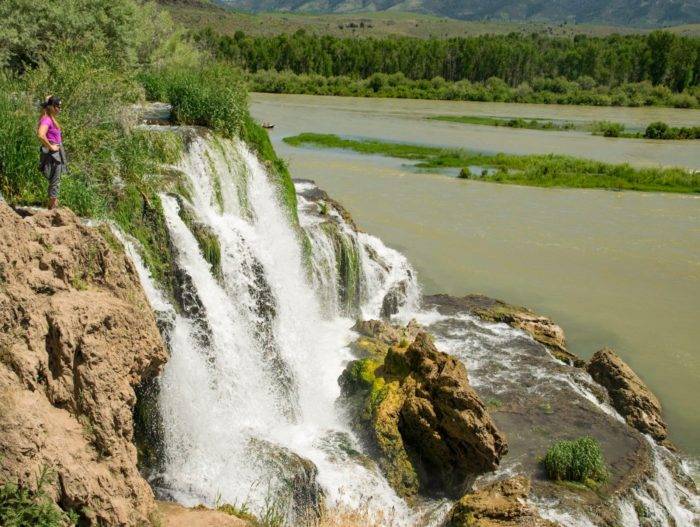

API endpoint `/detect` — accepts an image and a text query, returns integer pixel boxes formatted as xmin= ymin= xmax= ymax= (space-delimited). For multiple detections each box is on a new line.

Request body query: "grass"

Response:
xmin=284 ymin=133 xmax=700 ymax=193
xmin=0 ymin=467 xmax=78 ymax=527
xmin=543 ymin=437 xmax=607 ymax=486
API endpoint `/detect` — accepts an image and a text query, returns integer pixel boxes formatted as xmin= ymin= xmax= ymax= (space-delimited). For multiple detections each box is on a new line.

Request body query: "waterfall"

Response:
xmin=125 ymin=131 xmax=420 ymax=523
xmin=118 ymin=128 xmax=695 ymax=527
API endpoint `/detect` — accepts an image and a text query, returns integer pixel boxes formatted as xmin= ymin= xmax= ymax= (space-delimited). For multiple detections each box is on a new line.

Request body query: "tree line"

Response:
xmin=195 ymin=29 xmax=700 ymax=93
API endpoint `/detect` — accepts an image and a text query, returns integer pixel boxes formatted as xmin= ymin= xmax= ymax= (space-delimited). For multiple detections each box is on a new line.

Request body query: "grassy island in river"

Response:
xmin=283 ymin=133 xmax=700 ymax=193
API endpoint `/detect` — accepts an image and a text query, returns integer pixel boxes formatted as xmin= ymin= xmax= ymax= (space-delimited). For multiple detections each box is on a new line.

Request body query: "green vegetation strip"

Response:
xmin=283 ymin=133 xmax=700 ymax=193
xmin=430 ymin=115 xmax=700 ymax=139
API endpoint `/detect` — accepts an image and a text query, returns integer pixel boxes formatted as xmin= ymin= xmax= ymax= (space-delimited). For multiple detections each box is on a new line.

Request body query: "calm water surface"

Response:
xmin=251 ymin=93 xmax=700 ymax=457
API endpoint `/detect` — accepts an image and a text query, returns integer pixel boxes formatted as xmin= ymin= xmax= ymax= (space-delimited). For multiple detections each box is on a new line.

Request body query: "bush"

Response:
xmin=645 ymin=121 xmax=670 ymax=139
xmin=0 ymin=0 xmax=170 ymax=73
xmin=140 ymin=63 xmax=248 ymax=138
xmin=0 ymin=468 xmax=77 ymax=527
xmin=592 ymin=121 xmax=626 ymax=137
xmin=543 ymin=437 xmax=607 ymax=484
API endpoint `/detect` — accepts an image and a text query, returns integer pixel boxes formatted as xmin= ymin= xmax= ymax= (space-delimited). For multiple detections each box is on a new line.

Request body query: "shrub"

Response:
xmin=592 ymin=121 xmax=626 ymax=137
xmin=0 ymin=0 xmax=170 ymax=73
xmin=141 ymin=63 xmax=248 ymax=138
xmin=645 ymin=121 xmax=670 ymax=139
xmin=0 ymin=468 xmax=77 ymax=527
xmin=543 ymin=436 xmax=607 ymax=484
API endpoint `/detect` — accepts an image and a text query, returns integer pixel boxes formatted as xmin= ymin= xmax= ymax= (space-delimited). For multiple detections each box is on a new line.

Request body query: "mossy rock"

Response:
xmin=339 ymin=325 xmax=507 ymax=499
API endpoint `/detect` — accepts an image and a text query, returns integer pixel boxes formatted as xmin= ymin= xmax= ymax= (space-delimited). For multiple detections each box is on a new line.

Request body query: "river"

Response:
xmin=251 ymin=93 xmax=700 ymax=459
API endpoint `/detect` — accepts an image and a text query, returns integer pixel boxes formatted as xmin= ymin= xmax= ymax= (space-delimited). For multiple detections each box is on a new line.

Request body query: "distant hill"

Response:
xmin=211 ymin=0 xmax=700 ymax=27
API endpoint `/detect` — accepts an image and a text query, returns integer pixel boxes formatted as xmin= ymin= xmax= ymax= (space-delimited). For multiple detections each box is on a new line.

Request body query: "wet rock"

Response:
xmin=0 ymin=204 xmax=168 ymax=525
xmin=380 ymin=280 xmax=408 ymax=319
xmin=447 ymin=476 xmax=558 ymax=527
xmin=424 ymin=294 xmax=584 ymax=367
xmin=247 ymin=439 xmax=325 ymax=526
xmin=340 ymin=322 xmax=507 ymax=498
xmin=294 ymin=178 xmax=360 ymax=232
xmin=587 ymin=348 xmax=668 ymax=442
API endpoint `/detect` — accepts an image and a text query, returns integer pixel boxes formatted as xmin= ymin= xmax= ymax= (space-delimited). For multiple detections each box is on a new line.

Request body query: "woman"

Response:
xmin=37 ymin=95 xmax=67 ymax=209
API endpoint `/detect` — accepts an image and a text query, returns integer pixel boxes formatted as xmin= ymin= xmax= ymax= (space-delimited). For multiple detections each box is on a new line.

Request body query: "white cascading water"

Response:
xmin=119 ymin=128 xmax=697 ymax=527
xmin=131 ymin=131 xmax=421 ymax=523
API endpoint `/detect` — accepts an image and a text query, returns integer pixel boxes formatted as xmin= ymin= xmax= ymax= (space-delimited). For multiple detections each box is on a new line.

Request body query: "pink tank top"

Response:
xmin=39 ymin=115 xmax=62 ymax=144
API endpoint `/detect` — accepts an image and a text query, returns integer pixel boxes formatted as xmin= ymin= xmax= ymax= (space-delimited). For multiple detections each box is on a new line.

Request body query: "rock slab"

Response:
xmin=587 ymin=347 xmax=668 ymax=442
xmin=0 ymin=204 xmax=167 ymax=525
xmin=447 ymin=476 xmax=558 ymax=527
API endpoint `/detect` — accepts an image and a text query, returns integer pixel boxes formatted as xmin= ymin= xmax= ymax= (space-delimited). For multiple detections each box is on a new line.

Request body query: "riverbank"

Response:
xmin=284 ymin=133 xmax=700 ymax=193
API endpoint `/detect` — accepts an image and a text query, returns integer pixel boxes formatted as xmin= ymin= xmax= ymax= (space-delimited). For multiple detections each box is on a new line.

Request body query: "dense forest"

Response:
xmin=197 ymin=29 xmax=700 ymax=92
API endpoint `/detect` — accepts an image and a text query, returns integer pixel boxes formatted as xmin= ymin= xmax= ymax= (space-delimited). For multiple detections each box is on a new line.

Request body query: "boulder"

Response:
xmin=447 ymin=476 xmax=558 ymax=527
xmin=247 ymin=439 xmax=326 ymax=526
xmin=380 ymin=280 xmax=408 ymax=319
xmin=340 ymin=323 xmax=507 ymax=498
xmin=0 ymin=204 xmax=168 ymax=525
xmin=587 ymin=348 xmax=668 ymax=442
xmin=424 ymin=294 xmax=583 ymax=367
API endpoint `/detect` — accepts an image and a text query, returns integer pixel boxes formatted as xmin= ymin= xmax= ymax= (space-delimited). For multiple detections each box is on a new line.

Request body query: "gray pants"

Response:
xmin=39 ymin=145 xmax=67 ymax=199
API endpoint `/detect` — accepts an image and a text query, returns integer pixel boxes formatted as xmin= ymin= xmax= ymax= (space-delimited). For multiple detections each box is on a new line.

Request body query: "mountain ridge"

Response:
xmin=211 ymin=0 xmax=700 ymax=27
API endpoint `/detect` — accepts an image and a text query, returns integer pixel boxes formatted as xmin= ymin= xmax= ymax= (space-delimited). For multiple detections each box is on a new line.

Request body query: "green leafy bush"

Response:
xmin=593 ymin=121 xmax=626 ymax=137
xmin=0 ymin=468 xmax=77 ymax=527
xmin=543 ymin=437 xmax=607 ymax=484
xmin=140 ymin=63 xmax=248 ymax=138
xmin=645 ymin=121 xmax=671 ymax=139
xmin=0 ymin=0 xmax=170 ymax=73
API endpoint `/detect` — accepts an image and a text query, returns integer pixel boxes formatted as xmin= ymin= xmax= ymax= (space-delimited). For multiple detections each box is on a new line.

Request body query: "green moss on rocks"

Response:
xmin=176 ymin=198 xmax=222 ymax=280
xmin=112 ymin=188 xmax=174 ymax=292
xmin=242 ymin=115 xmax=298 ymax=225
xmin=321 ymin=222 xmax=362 ymax=314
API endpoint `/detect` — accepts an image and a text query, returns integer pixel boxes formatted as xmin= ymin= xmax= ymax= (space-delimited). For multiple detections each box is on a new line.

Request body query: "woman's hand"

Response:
xmin=49 ymin=144 xmax=59 ymax=152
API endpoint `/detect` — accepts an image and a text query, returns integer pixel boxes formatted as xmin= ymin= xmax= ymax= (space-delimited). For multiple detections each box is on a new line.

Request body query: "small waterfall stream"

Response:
xmin=120 ymin=129 xmax=697 ymax=526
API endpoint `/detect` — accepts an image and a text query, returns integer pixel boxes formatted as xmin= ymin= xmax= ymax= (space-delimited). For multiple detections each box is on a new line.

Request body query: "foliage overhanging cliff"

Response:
xmin=0 ymin=0 xmax=297 ymax=291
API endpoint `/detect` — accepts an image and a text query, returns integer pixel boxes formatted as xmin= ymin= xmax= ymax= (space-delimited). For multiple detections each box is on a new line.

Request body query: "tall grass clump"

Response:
xmin=543 ymin=436 xmax=607 ymax=485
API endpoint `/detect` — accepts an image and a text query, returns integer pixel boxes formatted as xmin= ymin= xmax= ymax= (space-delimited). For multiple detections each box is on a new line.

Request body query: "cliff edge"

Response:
xmin=0 ymin=204 xmax=168 ymax=525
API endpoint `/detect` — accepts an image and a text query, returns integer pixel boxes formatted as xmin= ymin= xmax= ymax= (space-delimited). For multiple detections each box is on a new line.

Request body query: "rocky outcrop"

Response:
xmin=587 ymin=348 xmax=668 ymax=443
xmin=247 ymin=439 xmax=326 ymax=526
xmin=424 ymin=294 xmax=583 ymax=367
xmin=0 ymin=204 xmax=168 ymax=525
xmin=340 ymin=321 xmax=507 ymax=498
xmin=447 ymin=476 xmax=557 ymax=527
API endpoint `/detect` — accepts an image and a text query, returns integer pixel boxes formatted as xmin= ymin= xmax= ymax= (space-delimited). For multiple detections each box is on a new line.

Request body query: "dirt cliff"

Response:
xmin=0 ymin=204 xmax=168 ymax=525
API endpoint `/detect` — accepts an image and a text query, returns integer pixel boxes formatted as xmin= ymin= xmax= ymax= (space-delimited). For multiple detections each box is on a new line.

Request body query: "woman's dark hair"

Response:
xmin=41 ymin=95 xmax=61 ymax=108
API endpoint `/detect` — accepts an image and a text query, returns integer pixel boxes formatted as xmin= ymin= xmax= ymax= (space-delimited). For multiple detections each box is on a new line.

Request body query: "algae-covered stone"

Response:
xmin=339 ymin=321 xmax=507 ymax=498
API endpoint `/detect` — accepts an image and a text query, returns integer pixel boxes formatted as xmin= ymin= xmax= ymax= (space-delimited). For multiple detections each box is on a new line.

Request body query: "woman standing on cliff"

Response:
xmin=37 ymin=95 xmax=66 ymax=210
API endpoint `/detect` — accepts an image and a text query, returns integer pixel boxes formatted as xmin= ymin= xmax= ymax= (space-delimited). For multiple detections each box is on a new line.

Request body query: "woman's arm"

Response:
xmin=37 ymin=123 xmax=58 ymax=151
